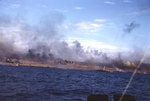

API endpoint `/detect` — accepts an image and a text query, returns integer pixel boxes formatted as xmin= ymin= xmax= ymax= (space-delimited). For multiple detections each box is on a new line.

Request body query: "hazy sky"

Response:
xmin=0 ymin=0 xmax=150 ymax=51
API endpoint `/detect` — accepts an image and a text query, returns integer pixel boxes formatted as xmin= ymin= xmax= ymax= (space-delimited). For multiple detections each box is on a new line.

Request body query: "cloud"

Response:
xmin=123 ymin=0 xmax=132 ymax=3
xmin=74 ymin=7 xmax=84 ymax=10
xmin=75 ymin=22 xmax=103 ymax=33
xmin=104 ymin=1 xmax=116 ymax=5
xmin=66 ymin=37 xmax=125 ymax=53
xmin=128 ymin=8 xmax=150 ymax=15
xmin=11 ymin=4 xmax=21 ymax=8
xmin=77 ymin=39 xmax=118 ymax=50
xmin=94 ymin=19 xmax=107 ymax=22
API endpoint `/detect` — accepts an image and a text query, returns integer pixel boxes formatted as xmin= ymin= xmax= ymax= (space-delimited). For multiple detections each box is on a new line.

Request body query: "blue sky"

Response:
xmin=0 ymin=0 xmax=150 ymax=51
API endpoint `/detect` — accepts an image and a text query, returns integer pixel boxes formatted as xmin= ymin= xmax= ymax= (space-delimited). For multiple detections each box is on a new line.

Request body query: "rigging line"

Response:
xmin=119 ymin=45 xmax=150 ymax=101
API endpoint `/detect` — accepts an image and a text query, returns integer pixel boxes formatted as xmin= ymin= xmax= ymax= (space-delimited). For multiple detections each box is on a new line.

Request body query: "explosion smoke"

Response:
xmin=124 ymin=21 xmax=140 ymax=33
xmin=0 ymin=13 xmax=105 ymax=62
xmin=0 ymin=12 xmax=149 ymax=65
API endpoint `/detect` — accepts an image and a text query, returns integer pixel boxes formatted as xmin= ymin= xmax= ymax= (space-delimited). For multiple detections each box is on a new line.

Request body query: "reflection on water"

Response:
xmin=0 ymin=65 xmax=150 ymax=101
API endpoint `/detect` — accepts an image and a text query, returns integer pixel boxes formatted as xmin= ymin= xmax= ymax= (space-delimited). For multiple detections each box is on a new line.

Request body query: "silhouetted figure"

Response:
xmin=114 ymin=94 xmax=135 ymax=101
xmin=87 ymin=94 xmax=108 ymax=101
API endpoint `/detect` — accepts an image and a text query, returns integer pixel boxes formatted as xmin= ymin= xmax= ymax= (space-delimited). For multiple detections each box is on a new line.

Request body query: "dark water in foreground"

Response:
xmin=0 ymin=65 xmax=150 ymax=101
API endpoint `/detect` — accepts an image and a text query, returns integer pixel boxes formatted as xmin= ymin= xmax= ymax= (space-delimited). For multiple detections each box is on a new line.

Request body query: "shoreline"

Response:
xmin=0 ymin=60 xmax=149 ymax=74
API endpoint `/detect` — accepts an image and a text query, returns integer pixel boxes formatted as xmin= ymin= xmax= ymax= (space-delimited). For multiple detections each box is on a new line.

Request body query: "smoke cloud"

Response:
xmin=0 ymin=13 xmax=107 ymax=63
xmin=124 ymin=21 xmax=140 ymax=33
xmin=0 ymin=12 xmax=149 ymax=66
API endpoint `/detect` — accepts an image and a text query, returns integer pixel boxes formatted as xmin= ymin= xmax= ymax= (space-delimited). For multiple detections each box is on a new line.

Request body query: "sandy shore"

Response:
xmin=0 ymin=59 xmax=149 ymax=74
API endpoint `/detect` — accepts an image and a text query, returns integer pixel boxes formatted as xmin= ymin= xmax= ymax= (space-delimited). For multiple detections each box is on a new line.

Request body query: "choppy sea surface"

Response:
xmin=0 ymin=65 xmax=150 ymax=101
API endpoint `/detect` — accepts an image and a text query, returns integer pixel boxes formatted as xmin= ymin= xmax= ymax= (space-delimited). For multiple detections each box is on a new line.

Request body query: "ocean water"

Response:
xmin=0 ymin=65 xmax=150 ymax=101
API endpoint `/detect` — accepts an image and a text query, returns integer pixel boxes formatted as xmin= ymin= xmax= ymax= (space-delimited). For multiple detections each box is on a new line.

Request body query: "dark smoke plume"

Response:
xmin=124 ymin=21 xmax=140 ymax=33
xmin=0 ymin=41 xmax=14 ymax=59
